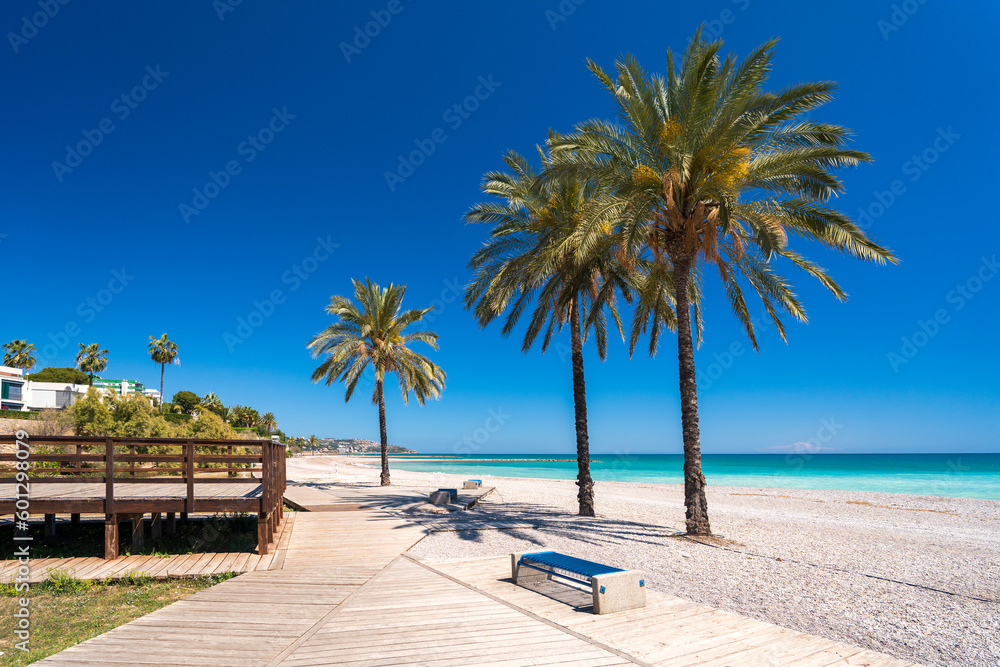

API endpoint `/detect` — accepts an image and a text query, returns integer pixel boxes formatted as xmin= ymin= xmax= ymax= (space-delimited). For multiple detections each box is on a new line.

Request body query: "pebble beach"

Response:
xmin=287 ymin=456 xmax=1000 ymax=667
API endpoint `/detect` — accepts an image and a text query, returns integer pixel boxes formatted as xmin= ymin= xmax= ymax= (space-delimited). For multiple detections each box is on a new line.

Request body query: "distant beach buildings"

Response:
xmin=0 ymin=365 xmax=161 ymax=412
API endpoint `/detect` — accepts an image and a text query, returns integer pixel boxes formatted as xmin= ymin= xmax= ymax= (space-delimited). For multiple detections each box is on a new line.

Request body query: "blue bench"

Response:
xmin=511 ymin=551 xmax=646 ymax=614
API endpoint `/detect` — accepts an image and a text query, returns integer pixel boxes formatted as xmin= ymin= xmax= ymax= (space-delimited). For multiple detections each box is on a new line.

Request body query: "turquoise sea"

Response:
xmin=369 ymin=453 xmax=1000 ymax=500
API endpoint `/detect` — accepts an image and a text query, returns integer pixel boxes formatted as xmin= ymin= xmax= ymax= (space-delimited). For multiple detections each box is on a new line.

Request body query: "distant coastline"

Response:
xmin=345 ymin=452 xmax=1000 ymax=500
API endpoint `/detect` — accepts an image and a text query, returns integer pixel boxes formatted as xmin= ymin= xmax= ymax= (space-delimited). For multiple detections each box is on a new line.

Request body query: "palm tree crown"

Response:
xmin=308 ymin=278 xmax=446 ymax=485
xmin=75 ymin=343 xmax=109 ymax=386
xmin=548 ymin=32 xmax=896 ymax=534
xmin=2 ymin=340 xmax=37 ymax=372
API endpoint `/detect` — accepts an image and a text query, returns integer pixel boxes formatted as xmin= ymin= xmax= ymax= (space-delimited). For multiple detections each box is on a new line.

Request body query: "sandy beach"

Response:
xmin=287 ymin=456 xmax=999 ymax=667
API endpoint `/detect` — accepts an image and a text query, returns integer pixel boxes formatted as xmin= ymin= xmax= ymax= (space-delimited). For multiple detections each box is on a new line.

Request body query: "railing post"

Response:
xmin=129 ymin=443 xmax=136 ymax=478
xmin=186 ymin=439 xmax=195 ymax=514
xmin=75 ymin=444 xmax=82 ymax=479
xmin=228 ymin=444 xmax=234 ymax=478
xmin=258 ymin=440 xmax=271 ymax=555
xmin=105 ymin=438 xmax=115 ymax=516
xmin=105 ymin=438 xmax=118 ymax=559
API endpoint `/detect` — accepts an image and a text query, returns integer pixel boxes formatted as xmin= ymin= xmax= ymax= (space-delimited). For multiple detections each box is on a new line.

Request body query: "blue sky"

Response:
xmin=3 ymin=1 xmax=998 ymax=454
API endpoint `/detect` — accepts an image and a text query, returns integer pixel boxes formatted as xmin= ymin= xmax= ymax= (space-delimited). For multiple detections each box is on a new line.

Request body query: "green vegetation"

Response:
xmin=0 ymin=573 xmax=233 ymax=665
xmin=75 ymin=343 xmax=108 ymax=386
xmin=476 ymin=32 xmax=893 ymax=534
xmin=2 ymin=339 xmax=37 ymax=372
xmin=0 ymin=409 xmax=34 ymax=420
xmin=308 ymin=278 xmax=446 ymax=486
xmin=171 ymin=390 xmax=201 ymax=413
xmin=24 ymin=366 xmax=89 ymax=384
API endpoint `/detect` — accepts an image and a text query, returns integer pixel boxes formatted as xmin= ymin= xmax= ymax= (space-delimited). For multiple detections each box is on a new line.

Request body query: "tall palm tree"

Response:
xmin=308 ymin=279 xmax=446 ymax=486
xmin=75 ymin=343 xmax=109 ymax=386
xmin=148 ymin=334 xmax=179 ymax=413
xmin=261 ymin=412 xmax=277 ymax=434
xmin=549 ymin=32 xmax=896 ymax=534
xmin=3 ymin=340 xmax=37 ymax=373
xmin=465 ymin=149 xmax=659 ymax=516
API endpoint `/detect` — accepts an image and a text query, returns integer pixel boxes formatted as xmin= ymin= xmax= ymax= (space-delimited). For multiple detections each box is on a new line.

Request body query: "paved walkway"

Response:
xmin=37 ymin=484 xmax=920 ymax=666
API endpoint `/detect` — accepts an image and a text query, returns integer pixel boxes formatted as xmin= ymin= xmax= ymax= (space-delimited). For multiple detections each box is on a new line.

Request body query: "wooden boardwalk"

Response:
xmin=37 ymin=484 xmax=922 ymax=666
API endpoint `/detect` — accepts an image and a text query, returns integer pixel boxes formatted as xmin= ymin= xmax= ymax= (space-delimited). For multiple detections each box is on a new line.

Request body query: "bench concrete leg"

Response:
xmin=44 ymin=514 xmax=56 ymax=537
xmin=510 ymin=553 xmax=549 ymax=585
xmin=166 ymin=512 xmax=176 ymax=534
xmin=591 ymin=570 xmax=646 ymax=614
xmin=71 ymin=513 xmax=81 ymax=525
xmin=150 ymin=513 xmax=162 ymax=540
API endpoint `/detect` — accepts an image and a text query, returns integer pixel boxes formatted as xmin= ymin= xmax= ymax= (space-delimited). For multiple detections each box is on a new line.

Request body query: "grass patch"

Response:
xmin=0 ymin=573 xmax=234 ymax=665
xmin=0 ymin=514 xmax=257 ymax=559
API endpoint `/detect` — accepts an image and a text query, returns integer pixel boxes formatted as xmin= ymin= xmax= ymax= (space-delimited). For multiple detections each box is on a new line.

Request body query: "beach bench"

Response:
xmin=428 ymin=488 xmax=458 ymax=505
xmin=463 ymin=479 xmax=482 ymax=489
xmin=511 ymin=551 xmax=646 ymax=614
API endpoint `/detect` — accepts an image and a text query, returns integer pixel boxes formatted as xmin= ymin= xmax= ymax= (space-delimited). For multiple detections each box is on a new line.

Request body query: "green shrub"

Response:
xmin=0 ymin=409 xmax=35 ymax=420
xmin=43 ymin=570 xmax=94 ymax=594
xmin=161 ymin=413 xmax=193 ymax=424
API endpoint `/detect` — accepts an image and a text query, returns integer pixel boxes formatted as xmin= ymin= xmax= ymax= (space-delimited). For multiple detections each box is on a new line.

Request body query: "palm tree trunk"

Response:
xmin=569 ymin=297 xmax=595 ymax=517
xmin=376 ymin=378 xmax=390 ymax=486
xmin=673 ymin=258 xmax=711 ymax=536
xmin=159 ymin=364 xmax=165 ymax=413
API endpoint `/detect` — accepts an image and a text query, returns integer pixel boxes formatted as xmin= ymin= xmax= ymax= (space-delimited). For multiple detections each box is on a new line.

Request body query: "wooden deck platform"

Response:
xmin=0 ymin=513 xmax=295 ymax=583
xmin=36 ymin=483 xmax=923 ymax=666
xmin=1 ymin=435 xmax=287 ymax=557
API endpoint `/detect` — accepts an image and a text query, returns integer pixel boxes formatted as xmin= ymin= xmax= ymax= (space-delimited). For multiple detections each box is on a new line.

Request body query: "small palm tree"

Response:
xmin=202 ymin=392 xmax=223 ymax=410
xmin=308 ymin=279 xmax=446 ymax=486
xmin=261 ymin=412 xmax=277 ymax=434
xmin=465 ymin=149 xmax=658 ymax=516
xmin=148 ymin=334 xmax=179 ymax=413
xmin=2 ymin=340 xmax=37 ymax=373
xmin=75 ymin=343 xmax=109 ymax=386
xmin=550 ymin=32 xmax=896 ymax=534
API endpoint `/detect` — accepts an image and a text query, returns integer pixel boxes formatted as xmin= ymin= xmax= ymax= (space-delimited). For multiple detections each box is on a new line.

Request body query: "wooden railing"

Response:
xmin=0 ymin=435 xmax=287 ymax=557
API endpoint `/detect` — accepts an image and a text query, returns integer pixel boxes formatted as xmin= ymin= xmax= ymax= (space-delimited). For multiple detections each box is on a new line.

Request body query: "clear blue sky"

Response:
xmin=3 ymin=1 xmax=998 ymax=454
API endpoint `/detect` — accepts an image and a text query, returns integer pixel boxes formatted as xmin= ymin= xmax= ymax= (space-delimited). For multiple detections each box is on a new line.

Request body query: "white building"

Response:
xmin=0 ymin=366 xmax=92 ymax=411
xmin=0 ymin=366 xmax=27 ymax=411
